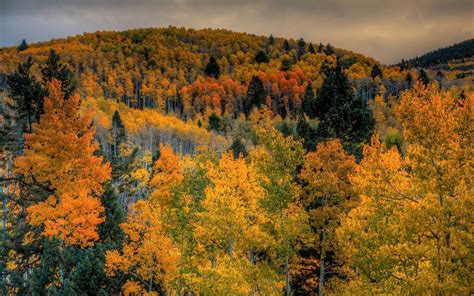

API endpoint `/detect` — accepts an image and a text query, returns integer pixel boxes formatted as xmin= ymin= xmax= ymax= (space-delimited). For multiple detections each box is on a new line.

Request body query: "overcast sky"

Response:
xmin=1 ymin=0 xmax=472 ymax=64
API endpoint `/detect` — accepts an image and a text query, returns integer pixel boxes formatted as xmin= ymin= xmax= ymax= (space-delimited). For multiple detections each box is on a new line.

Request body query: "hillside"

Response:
xmin=0 ymin=26 xmax=473 ymax=295
xmin=397 ymin=39 xmax=474 ymax=84
xmin=398 ymin=39 xmax=474 ymax=68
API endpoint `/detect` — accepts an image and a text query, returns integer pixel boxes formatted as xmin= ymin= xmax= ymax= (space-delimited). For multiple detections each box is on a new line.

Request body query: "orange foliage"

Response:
xmin=14 ymin=79 xmax=111 ymax=247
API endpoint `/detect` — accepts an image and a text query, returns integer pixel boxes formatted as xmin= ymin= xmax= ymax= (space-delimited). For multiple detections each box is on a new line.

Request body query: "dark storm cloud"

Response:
xmin=1 ymin=0 xmax=472 ymax=64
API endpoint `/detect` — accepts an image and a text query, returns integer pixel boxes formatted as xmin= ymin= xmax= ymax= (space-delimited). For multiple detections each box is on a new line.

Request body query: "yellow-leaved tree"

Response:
xmin=336 ymin=83 xmax=473 ymax=294
xmin=194 ymin=152 xmax=279 ymax=295
xmin=105 ymin=144 xmax=183 ymax=295
xmin=14 ymin=78 xmax=111 ymax=248
xmin=299 ymin=138 xmax=357 ymax=295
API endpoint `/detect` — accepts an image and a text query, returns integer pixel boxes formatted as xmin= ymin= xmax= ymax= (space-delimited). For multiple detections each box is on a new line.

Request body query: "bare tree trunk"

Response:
xmin=285 ymin=255 xmax=290 ymax=296
xmin=319 ymin=229 xmax=325 ymax=296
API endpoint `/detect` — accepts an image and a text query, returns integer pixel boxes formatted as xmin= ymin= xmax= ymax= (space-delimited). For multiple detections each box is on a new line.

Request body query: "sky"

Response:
xmin=1 ymin=0 xmax=472 ymax=64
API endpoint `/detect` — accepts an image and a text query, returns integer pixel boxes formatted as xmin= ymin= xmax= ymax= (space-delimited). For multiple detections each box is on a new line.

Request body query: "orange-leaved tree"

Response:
xmin=15 ymin=78 xmax=111 ymax=248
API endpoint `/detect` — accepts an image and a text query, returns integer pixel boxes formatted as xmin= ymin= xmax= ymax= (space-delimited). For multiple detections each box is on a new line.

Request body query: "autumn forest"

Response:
xmin=0 ymin=26 xmax=473 ymax=295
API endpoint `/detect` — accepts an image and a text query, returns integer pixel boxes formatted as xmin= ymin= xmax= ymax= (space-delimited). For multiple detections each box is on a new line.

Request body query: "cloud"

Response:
xmin=1 ymin=0 xmax=472 ymax=63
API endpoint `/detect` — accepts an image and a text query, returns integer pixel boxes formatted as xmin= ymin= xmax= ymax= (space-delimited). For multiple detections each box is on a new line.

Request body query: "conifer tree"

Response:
xmin=204 ymin=56 xmax=220 ymax=79
xmin=314 ymin=60 xmax=374 ymax=155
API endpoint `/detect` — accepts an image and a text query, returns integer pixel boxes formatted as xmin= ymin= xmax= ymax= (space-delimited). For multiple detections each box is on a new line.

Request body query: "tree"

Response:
xmin=268 ymin=34 xmax=275 ymax=46
xmin=105 ymin=200 xmax=181 ymax=295
xmin=6 ymin=57 xmax=45 ymax=133
xmin=283 ymin=39 xmax=291 ymax=52
xmin=194 ymin=153 xmax=278 ymax=295
xmin=370 ymin=64 xmax=383 ymax=79
xmin=207 ymin=112 xmax=221 ymax=132
xmin=14 ymin=79 xmax=111 ymax=247
xmin=110 ymin=110 xmax=126 ymax=159
xmin=297 ymin=38 xmax=306 ymax=59
xmin=314 ymin=60 xmax=374 ymax=156
xmin=324 ymin=43 xmax=335 ymax=56
xmin=296 ymin=116 xmax=317 ymax=151
xmin=281 ymin=59 xmax=292 ymax=71
xmin=41 ymin=50 xmax=76 ymax=98
xmin=418 ymin=69 xmax=430 ymax=86
xmin=17 ymin=39 xmax=28 ymax=52
xmin=228 ymin=137 xmax=248 ymax=159
xmin=335 ymin=84 xmax=473 ymax=294
xmin=204 ymin=56 xmax=220 ymax=79
xmin=255 ymin=50 xmax=269 ymax=64
xmin=299 ymin=139 xmax=356 ymax=295
xmin=250 ymin=127 xmax=309 ymax=295
xmin=244 ymin=76 xmax=265 ymax=116
xmin=302 ymin=84 xmax=317 ymax=118
xmin=308 ymin=43 xmax=316 ymax=54
xmin=149 ymin=144 xmax=184 ymax=208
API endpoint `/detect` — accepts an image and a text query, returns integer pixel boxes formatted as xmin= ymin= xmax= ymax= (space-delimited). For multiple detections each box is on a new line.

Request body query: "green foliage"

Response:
xmin=6 ymin=57 xmax=45 ymax=133
xmin=244 ymin=76 xmax=265 ymax=116
xmin=314 ymin=60 xmax=374 ymax=156
xmin=204 ymin=56 xmax=220 ymax=79
xmin=41 ymin=50 xmax=76 ymax=99
xmin=17 ymin=39 xmax=28 ymax=52
xmin=255 ymin=50 xmax=269 ymax=64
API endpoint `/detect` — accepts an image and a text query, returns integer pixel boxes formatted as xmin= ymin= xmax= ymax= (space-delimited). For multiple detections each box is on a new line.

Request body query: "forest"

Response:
xmin=0 ymin=27 xmax=473 ymax=295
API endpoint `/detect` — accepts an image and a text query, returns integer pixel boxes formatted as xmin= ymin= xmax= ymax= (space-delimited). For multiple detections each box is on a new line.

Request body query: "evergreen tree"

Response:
xmin=301 ymin=84 xmax=317 ymax=118
xmin=244 ymin=76 xmax=265 ymax=116
xmin=208 ymin=112 xmax=222 ymax=132
xmin=228 ymin=137 xmax=248 ymax=159
xmin=296 ymin=116 xmax=317 ymax=151
xmin=41 ymin=50 xmax=76 ymax=99
xmin=255 ymin=50 xmax=269 ymax=64
xmin=204 ymin=56 xmax=220 ymax=79
xmin=297 ymin=38 xmax=306 ymax=59
xmin=308 ymin=43 xmax=316 ymax=54
xmin=6 ymin=57 xmax=45 ymax=133
xmin=17 ymin=39 xmax=28 ymax=52
xmin=283 ymin=39 xmax=291 ymax=52
xmin=324 ymin=43 xmax=335 ymax=55
xmin=317 ymin=43 xmax=324 ymax=53
xmin=406 ymin=72 xmax=413 ymax=87
xmin=268 ymin=34 xmax=275 ymax=46
xmin=370 ymin=64 xmax=383 ymax=79
xmin=314 ymin=60 xmax=374 ymax=155
xmin=418 ymin=69 xmax=430 ymax=86
xmin=281 ymin=58 xmax=292 ymax=71
xmin=110 ymin=110 xmax=126 ymax=159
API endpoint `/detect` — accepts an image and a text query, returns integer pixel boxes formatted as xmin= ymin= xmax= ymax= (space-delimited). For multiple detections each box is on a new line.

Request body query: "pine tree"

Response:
xmin=110 ymin=110 xmax=126 ymax=159
xmin=41 ymin=50 xmax=76 ymax=98
xmin=204 ymin=56 xmax=220 ymax=79
xmin=418 ymin=69 xmax=430 ymax=86
xmin=314 ymin=60 xmax=374 ymax=155
xmin=324 ymin=43 xmax=335 ymax=55
xmin=228 ymin=137 xmax=248 ymax=159
xmin=370 ymin=64 xmax=383 ymax=79
xmin=296 ymin=116 xmax=317 ymax=151
xmin=268 ymin=34 xmax=275 ymax=46
xmin=207 ymin=112 xmax=221 ymax=132
xmin=255 ymin=50 xmax=269 ymax=64
xmin=302 ymin=84 xmax=317 ymax=118
xmin=308 ymin=43 xmax=316 ymax=54
xmin=297 ymin=38 xmax=306 ymax=59
xmin=17 ymin=39 xmax=28 ymax=52
xmin=6 ymin=57 xmax=45 ymax=133
xmin=244 ymin=76 xmax=265 ymax=116
xmin=283 ymin=39 xmax=291 ymax=52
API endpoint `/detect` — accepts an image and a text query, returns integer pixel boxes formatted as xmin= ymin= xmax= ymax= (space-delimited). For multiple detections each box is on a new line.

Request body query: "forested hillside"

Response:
xmin=0 ymin=27 xmax=473 ymax=295
xmin=398 ymin=38 xmax=474 ymax=85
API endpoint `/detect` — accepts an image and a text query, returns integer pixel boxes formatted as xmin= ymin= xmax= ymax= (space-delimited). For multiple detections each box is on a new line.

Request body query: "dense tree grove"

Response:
xmin=0 ymin=27 xmax=473 ymax=295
